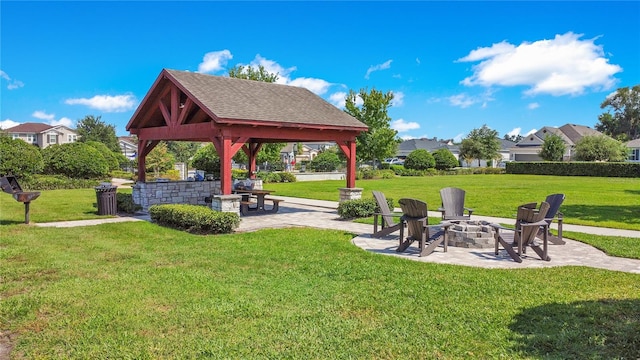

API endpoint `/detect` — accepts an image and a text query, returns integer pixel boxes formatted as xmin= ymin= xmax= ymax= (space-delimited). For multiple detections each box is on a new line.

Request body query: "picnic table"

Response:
xmin=233 ymin=189 xmax=283 ymax=215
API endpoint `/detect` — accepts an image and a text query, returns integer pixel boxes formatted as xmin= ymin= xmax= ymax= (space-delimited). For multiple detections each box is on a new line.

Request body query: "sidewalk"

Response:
xmin=34 ymin=196 xmax=640 ymax=273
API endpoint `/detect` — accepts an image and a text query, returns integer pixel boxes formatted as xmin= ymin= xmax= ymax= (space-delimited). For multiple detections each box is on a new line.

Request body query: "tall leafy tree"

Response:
xmin=145 ymin=142 xmax=175 ymax=177
xmin=228 ymin=65 xmax=279 ymax=83
xmin=538 ymin=134 xmax=566 ymax=161
xmin=76 ymin=115 xmax=121 ymax=153
xmin=344 ymin=88 xmax=400 ymax=167
xmin=503 ymin=133 xmax=523 ymax=142
xmin=461 ymin=124 xmax=500 ymax=166
xmin=596 ymin=85 xmax=640 ymax=141
xmin=458 ymin=139 xmax=483 ymax=167
xmin=166 ymin=141 xmax=201 ymax=165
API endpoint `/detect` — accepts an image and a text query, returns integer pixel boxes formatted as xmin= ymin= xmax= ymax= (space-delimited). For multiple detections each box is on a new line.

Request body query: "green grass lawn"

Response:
xmin=266 ymin=174 xmax=640 ymax=230
xmin=2 ymin=223 xmax=639 ymax=358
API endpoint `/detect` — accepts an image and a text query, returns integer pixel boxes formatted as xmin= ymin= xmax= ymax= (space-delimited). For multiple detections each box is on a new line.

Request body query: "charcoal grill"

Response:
xmin=1 ymin=175 xmax=41 ymax=224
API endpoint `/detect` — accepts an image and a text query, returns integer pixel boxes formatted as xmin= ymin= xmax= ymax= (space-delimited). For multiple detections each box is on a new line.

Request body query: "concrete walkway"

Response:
xmin=34 ymin=197 xmax=640 ymax=274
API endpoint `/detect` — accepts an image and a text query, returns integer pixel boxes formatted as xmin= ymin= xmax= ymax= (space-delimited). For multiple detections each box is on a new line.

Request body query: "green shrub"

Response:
xmin=258 ymin=171 xmax=297 ymax=183
xmin=110 ymin=170 xmax=135 ymax=180
xmin=404 ymin=149 xmax=436 ymax=170
xmin=86 ymin=141 xmax=120 ymax=171
xmin=232 ymin=169 xmax=249 ymax=180
xmin=278 ymin=172 xmax=297 ymax=182
xmin=432 ymin=148 xmax=459 ymax=170
xmin=43 ymin=142 xmax=110 ymax=179
xmin=308 ymin=151 xmax=341 ymax=172
xmin=337 ymin=197 xmax=394 ymax=219
xmin=149 ymin=204 xmax=240 ymax=234
xmin=116 ymin=193 xmax=142 ymax=214
xmin=20 ymin=175 xmax=104 ymax=190
xmin=0 ymin=136 xmax=44 ymax=177
xmin=357 ymin=168 xmax=376 ymax=180
xmin=506 ymin=162 xmax=640 ymax=177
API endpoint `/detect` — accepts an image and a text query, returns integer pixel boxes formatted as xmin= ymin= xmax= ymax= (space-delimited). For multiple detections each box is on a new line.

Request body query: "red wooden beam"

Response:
xmin=337 ymin=140 xmax=357 ymax=188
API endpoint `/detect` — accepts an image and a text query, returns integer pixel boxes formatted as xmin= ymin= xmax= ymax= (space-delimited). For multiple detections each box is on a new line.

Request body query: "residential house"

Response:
xmin=627 ymin=138 xmax=640 ymax=162
xmin=509 ymin=123 xmax=603 ymax=161
xmin=398 ymin=137 xmax=515 ymax=167
xmin=4 ymin=122 xmax=78 ymax=149
xmin=118 ymin=136 xmax=138 ymax=160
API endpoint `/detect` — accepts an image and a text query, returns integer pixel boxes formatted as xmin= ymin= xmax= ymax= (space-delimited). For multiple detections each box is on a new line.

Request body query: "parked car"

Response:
xmin=384 ymin=157 xmax=404 ymax=165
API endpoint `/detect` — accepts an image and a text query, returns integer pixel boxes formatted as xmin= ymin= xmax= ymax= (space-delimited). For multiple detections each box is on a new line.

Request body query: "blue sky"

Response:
xmin=2 ymin=1 xmax=639 ymax=142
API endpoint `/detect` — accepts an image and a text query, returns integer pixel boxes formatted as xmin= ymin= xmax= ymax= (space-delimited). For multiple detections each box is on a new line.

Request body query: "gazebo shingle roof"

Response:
xmin=163 ymin=69 xmax=366 ymax=129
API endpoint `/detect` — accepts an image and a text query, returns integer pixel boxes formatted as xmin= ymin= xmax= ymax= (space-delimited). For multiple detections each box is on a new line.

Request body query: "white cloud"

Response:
xmin=32 ymin=110 xmax=56 ymax=121
xmin=391 ymin=91 xmax=404 ymax=107
xmin=525 ymin=128 xmax=537 ymax=136
xmin=458 ymin=32 xmax=622 ymax=96
xmin=329 ymin=92 xmax=347 ymax=108
xmin=453 ymin=133 xmax=465 ymax=143
xmin=0 ymin=119 xmax=20 ymax=130
xmin=416 ymin=58 xmax=421 ymax=65
xmin=401 ymin=134 xmax=416 ymax=140
xmin=528 ymin=102 xmax=540 ymax=110
xmin=448 ymin=94 xmax=477 ymax=108
xmin=365 ymin=60 xmax=392 ymax=79
xmin=198 ymin=50 xmax=233 ymax=74
xmin=0 ymin=70 xmax=24 ymax=90
xmin=288 ymin=77 xmax=331 ymax=95
xmin=51 ymin=117 xmax=74 ymax=128
xmin=391 ymin=118 xmax=420 ymax=132
xmin=507 ymin=127 xmax=522 ymax=137
xmin=65 ymin=94 xmax=137 ymax=112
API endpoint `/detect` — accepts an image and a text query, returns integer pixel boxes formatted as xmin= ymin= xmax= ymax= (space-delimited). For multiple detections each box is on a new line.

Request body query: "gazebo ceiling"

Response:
xmin=126 ymin=69 xmax=368 ymax=143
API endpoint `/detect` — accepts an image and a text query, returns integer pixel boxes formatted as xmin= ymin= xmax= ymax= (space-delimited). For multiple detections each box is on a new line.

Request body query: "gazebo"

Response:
xmin=126 ymin=69 xmax=368 ymax=211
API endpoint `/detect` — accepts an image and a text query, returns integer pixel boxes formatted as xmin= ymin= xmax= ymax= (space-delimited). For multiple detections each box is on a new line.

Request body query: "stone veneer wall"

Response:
xmin=132 ymin=180 xmax=221 ymax=212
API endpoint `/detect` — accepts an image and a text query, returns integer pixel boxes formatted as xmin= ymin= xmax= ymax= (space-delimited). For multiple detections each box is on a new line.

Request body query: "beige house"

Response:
xmin=510 ymin=124 xmax=603 ymax=161
xmin=4 ymin=122 xmax=78 ymax=149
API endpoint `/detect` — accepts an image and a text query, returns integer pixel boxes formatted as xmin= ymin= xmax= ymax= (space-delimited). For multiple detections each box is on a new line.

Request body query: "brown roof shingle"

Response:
xmin=4 ymin=122 xmax=53 ymax=133
xmin=165 ymin=69 xmax=366 ymax=129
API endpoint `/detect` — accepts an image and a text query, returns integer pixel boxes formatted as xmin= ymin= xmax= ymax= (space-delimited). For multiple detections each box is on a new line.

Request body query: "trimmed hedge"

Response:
xmin=337 ymin=196 xmax=395 ymax=219
xmin=149 ymin=204 xmax=240 ymax=234
xmin=21 ymin=175 xmax=106 ymax=190
xmin=506 ymin=162 xmax=640 ymax=177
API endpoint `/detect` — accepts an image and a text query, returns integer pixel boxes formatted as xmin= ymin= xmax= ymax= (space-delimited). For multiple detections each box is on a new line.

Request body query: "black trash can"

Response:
xmin=95 ymin=183 xmax=118 ymax=215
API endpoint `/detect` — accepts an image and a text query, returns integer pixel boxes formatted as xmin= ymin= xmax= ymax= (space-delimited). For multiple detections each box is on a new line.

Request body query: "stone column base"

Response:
xmin=339 ymin=187 xmax=363 ymax=202
xmin=211 ymin=194 xmax=242 ymax=215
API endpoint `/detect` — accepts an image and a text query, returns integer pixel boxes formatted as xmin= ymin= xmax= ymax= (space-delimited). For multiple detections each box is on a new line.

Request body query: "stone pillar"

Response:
xmin=339 ymin=187 xmax=363 ymax=202
xmin=211 ymin=194 xmax=242 ymax=215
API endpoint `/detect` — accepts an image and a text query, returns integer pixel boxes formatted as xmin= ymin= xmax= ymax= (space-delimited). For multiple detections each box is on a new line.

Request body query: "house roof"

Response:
xmin=5 ymin=122 xmax=54 ymax=133
xmin=127 ymin=69 xmax=367 ymax=134
xmin=515 ymin=123 xmax=603 ymax=148
xmin=627 ymin=138 xmax=640 ymax=148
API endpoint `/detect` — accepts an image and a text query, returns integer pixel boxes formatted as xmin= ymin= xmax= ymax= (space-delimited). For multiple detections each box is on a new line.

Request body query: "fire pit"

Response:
xmin=448 ymin=220 xmax=495 ymax=248
xmin=1 ymin=175 xmax=41 ymax=224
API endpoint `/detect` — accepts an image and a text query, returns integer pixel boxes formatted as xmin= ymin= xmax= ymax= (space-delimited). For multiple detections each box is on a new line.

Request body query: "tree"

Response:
xmin=0 ymin=136 xmax=44 ymax=177
xmin=458 ymin=139 xmax=483 ymax=167
xmin=166 ymin=141 xmax=201 ymax=165
xmin=191 ymin=144 xmax=220 ymax=176
xmin=462 ymin=125 xmax=501 ymax=166
xmin=404 ymin=149 xmax=435 ymax=170
xmin=432 ymin=148 xmax=459 ymax=170
xmin=344 ymin=88 xmax=401 ymax=167
xmin=76 ymin=115 xmax=120 ymax=152
xmin=503 ymin=133 xmax=523 ymax=142
xmin=538 ymin=134 xmax=566 ymax=161
xmin=308 ymin=151 xmax=341 ymax=172
xmin=145 ymin=142 xmax=175 ymax=177
xmin=596 ymin=85 xmax=640 ymax=141
xmin=228 ymin=65 xmax=278 ymax=83
xmin=573 ymin=135 xmax=628 ymax=162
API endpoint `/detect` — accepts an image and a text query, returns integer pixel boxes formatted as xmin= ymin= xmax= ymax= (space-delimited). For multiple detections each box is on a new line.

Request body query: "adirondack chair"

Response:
xmin=397 ymin=198 xmax=452 ymax=257
xmin=371 ymin=191 xmax=402 ymax=238
xmin=438 ymin=187 xmax=473 ymax=221
xmin=539 ymin=193 xmax=565 ymax=245
xmin=492 ymin=202 xmax=551 ymax=263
